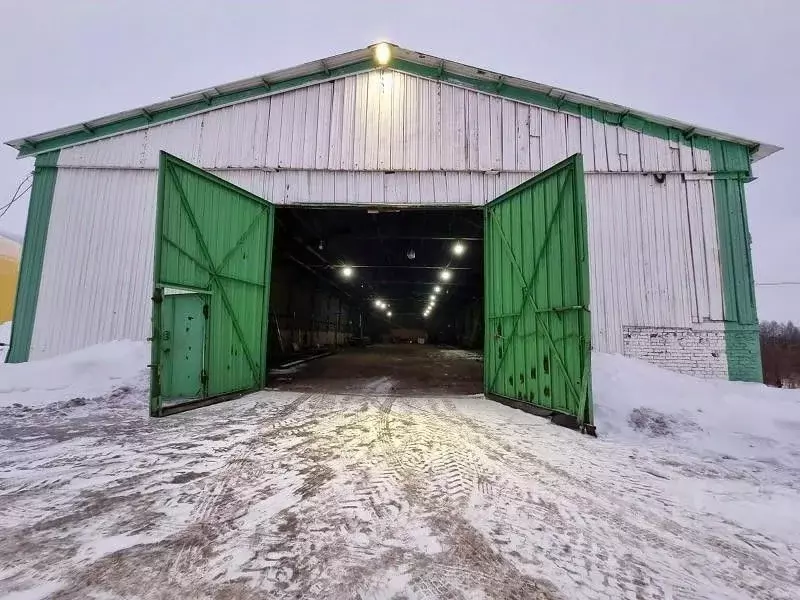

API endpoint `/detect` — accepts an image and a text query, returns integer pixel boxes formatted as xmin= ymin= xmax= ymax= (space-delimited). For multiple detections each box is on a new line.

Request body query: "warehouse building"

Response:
xmin=4 ymin=43 xmax=779 ymax=425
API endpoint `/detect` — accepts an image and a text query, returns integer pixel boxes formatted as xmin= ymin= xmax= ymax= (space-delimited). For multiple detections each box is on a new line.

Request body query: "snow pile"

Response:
xmin=593 ymin=352 xmax=800 ymax=470
xmin=0 ymin=340 xmax=149 ymax=409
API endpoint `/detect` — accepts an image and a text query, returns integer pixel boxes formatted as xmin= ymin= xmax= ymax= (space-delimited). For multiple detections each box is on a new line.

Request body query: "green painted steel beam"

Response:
xmin=698 ymin=139 xmax=762 ymax=381
xmin=4 ymin=150 xmax=59 ymax=363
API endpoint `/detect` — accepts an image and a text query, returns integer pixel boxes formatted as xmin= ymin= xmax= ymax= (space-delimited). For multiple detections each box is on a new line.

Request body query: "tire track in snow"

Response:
xmin=167 ymin=393 xmax=314 ymax=578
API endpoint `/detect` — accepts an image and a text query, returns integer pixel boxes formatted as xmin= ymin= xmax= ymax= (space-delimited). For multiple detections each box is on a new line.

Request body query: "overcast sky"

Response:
xmin=1 ymin=0 xmax=797 ymax=320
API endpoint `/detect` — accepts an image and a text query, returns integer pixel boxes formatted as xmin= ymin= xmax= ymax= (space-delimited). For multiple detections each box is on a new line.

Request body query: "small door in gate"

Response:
xmin=484 ymin=154 xmax=593 ymax=429
xmin=150 ymin=152 xmax=275 ymax=416
xmin=159 ymin=293 xmax=207 ymax=400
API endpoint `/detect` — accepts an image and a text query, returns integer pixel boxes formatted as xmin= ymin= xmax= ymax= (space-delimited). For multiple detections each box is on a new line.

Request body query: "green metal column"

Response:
xmin=5 ymin=150 xmax=59 ymax=363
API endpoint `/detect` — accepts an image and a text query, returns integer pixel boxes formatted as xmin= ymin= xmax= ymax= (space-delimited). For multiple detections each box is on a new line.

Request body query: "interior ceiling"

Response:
xmin=274 ymin=207 xmax=483 ymax=323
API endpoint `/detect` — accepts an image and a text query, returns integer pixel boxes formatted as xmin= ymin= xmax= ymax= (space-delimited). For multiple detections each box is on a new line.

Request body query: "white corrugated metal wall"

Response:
xmin=29 ymin=70 xmax=723 ymax=360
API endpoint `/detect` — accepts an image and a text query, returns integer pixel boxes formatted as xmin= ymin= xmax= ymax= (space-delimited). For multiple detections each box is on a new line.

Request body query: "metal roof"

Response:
xmin=5 ymin=43 xmax=781 ymax=162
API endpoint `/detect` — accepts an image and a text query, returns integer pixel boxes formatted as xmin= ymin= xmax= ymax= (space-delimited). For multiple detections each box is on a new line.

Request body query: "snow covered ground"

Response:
xmin=1 ymin=345 xmax=799 ymax=599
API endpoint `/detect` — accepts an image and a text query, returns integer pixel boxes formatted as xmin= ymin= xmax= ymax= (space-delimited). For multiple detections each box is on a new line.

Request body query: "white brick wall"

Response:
xmin=622 ymin=326 xmax=727 ymax=379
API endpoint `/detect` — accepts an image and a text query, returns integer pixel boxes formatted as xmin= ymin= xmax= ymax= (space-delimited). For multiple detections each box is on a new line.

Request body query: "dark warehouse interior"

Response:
xmin=266 ymin=206 xmax=485 ymax=369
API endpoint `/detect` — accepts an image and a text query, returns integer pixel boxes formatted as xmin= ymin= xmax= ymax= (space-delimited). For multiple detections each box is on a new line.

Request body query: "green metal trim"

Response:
xmin=391 ymin=59 xmax=759 ymax=166
xmin=16 ymin=57 xmax=761 ymax=167
xmin=701 ymin=140 xmax=762 ymax=381
xmin=5 ymin=150 xmax=59 ymax=363
xmin=16 ymin=60 xmax=376 ymax=158
xmin=150 ymin=152 xmax=168 ymax=415
xmin=572 ymin=154 xmax=592 ymax=426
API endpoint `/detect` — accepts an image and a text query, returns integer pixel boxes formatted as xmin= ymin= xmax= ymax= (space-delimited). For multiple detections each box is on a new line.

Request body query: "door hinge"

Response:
xmin=200 ymin=370 xmax=209 ymax=385
xmin=152 ymin=288 xmax=163 ymax=304
xmin=203 ymin=304 xmax=209 ymax=319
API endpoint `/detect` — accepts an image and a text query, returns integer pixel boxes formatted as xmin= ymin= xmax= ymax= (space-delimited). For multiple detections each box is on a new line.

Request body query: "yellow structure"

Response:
xmin=0 ymin=233 xmax=21 ymax=323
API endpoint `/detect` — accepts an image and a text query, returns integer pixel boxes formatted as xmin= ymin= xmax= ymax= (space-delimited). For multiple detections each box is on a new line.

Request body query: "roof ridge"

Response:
xmin=5 ymin=43 xmax=780 ymax=162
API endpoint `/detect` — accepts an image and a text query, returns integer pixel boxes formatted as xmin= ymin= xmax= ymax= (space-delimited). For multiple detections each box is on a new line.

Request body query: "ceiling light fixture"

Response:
xmin=452 ymin=242 xmax=466 ymax=256
xmin=440 ymin=269 xmax=452 ymax=281
xmin=434 ymin=285 xmax=441 ymax=293
xmin=341 ymin=266 xmax=354 ymax=278
xmin=386 ymin=311 xmax=392 ymax=317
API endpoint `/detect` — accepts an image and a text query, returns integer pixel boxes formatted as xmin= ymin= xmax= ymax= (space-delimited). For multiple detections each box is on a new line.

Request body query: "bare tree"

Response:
xmin=760 ymin=321 xmax=800 ymax=387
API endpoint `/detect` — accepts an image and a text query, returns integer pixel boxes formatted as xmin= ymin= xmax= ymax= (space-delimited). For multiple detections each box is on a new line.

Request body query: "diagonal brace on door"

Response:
xmin=490 ymin=196 xmax=584 ymax=407
xmin=162 ymin=235 xmax=212 ymax=275
xmin=215 ymin=210 xmax=269 ymax=276
xmin=166 ymin=164 xmax=263 ymax=383
xmin=489 ymin=171 xmax=585 ymax=406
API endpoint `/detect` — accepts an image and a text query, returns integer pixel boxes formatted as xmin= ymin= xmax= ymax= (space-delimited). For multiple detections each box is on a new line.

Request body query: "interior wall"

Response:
xmin=267 ymin=261 xmax=362 ymax=360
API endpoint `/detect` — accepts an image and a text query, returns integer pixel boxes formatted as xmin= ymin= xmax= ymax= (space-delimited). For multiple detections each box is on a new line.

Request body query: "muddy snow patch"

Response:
xmin=627 ymin=406 xmax=702 ymax=437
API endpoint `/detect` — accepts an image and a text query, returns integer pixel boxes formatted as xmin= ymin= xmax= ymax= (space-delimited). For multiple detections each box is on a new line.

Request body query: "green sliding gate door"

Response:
xmin=484 ymin=154 xmax=593 ymax=430
xmin=150 ymin=152 xmax=275 ymax=416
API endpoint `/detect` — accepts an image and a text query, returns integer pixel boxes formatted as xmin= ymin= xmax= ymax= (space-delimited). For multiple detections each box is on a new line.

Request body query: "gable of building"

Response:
xmin=7 ymin=45 xmax=778 ymax=166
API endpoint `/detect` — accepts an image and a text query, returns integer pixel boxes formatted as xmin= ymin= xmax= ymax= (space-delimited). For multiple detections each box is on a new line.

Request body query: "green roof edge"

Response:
xmin=6 ymin=47 xmax=779 ymax=163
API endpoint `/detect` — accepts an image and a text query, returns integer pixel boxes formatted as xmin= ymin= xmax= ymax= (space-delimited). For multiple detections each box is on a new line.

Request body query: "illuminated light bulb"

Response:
xmin=452 ymin=242 xmax=466 ymax=256
xmin=342 ymin=266 xmax=353 ymax=278
xmin=373 ymin=42 xmax=392 ymax=66
xmin=440 ymin=269 xmax=452 ymax=281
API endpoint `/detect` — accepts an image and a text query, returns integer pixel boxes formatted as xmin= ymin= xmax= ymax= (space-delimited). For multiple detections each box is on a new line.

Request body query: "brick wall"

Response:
xmin=622 ymin=326 xmax=728 ymax=379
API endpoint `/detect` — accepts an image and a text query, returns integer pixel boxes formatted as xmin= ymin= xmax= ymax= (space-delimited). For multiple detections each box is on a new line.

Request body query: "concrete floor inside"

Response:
xmin=272 ymin=344 xmax=483 ymax=397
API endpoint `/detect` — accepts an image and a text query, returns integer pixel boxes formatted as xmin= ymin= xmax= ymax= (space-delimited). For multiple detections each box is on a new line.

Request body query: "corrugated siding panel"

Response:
xmin=30 ymin=167 xmax=728 ymax=357
xmin=585 ymin=173 xmax=723 ymax=353
xmin=31 ymin=169 xmax=157 ymax=359
xmin=58 ymin=72 xmax=714 ymax=177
